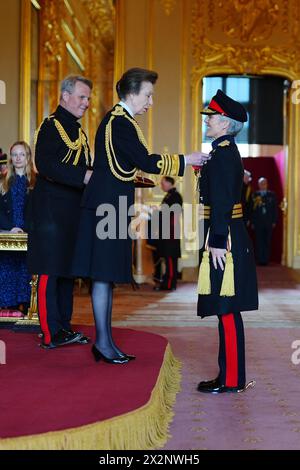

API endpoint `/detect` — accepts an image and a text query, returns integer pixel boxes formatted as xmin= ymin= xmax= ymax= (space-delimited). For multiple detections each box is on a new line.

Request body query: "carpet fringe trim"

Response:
xmin=0 ymin=343 xmax=181 ymax=450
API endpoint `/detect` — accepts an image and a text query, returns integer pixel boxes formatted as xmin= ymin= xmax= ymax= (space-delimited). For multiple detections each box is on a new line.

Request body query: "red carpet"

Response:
xmin=0 ymin=327 xmax=181 ymax=449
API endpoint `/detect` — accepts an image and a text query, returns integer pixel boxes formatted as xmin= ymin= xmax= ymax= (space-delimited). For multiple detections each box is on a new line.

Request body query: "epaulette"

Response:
xmin=111 ymin=105 xmax=126 ymax=117
xmin=218 ymin=139 xmax=231 ymax=147
xmin=34 ymin=113 xmax=91 ymax=167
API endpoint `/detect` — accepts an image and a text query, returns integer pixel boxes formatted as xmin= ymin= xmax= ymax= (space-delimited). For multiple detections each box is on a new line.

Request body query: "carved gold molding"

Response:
xmin=80 ymin=0 xmax=115 ymax=53
xmin=20 ymin=0 xmax=31 ymax=143
xmin=191 ymin=0 xmax=300 ymax=80
xmin=114 ymin=0 xmax=125 ymax=103
xmin=147 ymin=0 xmax=154 ymax=153
xmin=0 ymin=233 xmax=28 ymax=251
xmin=42 ymin=0 xmax=63 ymax=65
xmin=0 ymin=233 xmax=39 ymax=319
xmin=161 ymin=0 xmax=176 ymax=16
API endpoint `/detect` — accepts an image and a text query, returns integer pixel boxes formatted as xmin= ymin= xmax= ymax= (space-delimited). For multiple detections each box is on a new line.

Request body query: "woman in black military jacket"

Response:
xmin=196 ymin=90 xmax=258 ymax=394
xmin=73 ymin=68 xmax=207 ymax=363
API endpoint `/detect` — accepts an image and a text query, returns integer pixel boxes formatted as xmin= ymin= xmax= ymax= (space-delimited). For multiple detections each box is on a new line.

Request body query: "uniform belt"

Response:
xmin=201 ymin=203 xmax=243 ymax=219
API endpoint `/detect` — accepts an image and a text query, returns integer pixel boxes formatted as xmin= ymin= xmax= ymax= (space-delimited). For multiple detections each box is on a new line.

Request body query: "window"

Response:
xmin=202 ymin=75 xmax=285 ymax=147
xmin=202 ymin=76 xmax=250 ymax=144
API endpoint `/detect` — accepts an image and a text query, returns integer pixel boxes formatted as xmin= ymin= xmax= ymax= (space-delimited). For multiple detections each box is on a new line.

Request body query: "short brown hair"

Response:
xmin=116 ymin=68 xmax=158 ymax=100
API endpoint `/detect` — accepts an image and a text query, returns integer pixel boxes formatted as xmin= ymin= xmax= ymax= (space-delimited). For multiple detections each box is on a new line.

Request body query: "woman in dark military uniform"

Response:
xmin=197 ymin=90 xmax=258 ymax=393
xmin=72 ymin=68 xmax=207 ymax=364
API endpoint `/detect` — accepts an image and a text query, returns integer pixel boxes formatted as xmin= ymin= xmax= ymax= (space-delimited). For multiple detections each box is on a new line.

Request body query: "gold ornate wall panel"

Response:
xmin=160 ymin=0 xmax=176 ymax=16
xmin=191 ymin=0 xmax=300 ymax=80
xmin=21 ymin=0 xmax=115 ymax=148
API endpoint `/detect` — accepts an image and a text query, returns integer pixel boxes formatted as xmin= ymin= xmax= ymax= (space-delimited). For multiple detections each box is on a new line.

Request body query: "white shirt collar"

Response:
xmin=118 ymin=101 xmax=134 ymax=118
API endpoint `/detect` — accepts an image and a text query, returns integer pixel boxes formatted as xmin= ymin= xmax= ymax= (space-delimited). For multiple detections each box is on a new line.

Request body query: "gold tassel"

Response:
xmin=220 ymin=252 xmax=235 ymax=297
xmin=198 ymin=250 xmax=211 ymax=295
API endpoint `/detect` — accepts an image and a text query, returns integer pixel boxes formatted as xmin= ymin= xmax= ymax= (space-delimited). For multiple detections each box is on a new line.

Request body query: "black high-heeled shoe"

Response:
xmin=118 ymin=352 xmax=136 ymax=361
xmin=91 ymin=345 xmax=129 ymax=364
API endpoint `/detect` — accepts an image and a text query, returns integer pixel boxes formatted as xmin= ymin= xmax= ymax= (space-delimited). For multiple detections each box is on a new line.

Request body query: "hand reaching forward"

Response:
xmin=185 ymin=152 xmax=210 ymax=167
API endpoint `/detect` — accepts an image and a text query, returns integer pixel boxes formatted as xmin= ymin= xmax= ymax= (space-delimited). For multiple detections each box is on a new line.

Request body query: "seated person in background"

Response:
xmin=0 ymin=148 xmax=8 ymax=179
xmin=251 ymin=176 xmax=278 ymax=266
xmin=0 ymin=141 xmax=35 ymax=312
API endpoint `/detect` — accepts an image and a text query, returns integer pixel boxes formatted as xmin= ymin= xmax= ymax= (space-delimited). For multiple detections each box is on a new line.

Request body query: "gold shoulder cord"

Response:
xmin=105 ymin=105 xmax=180 ymax=181
xmin=122 ymin=111 xmax=180 ymax=176
xmin=53 ymin=119 xmax=90 ymax=166
xmin=34 ymin=116 xmax=91 ymax=167
xmin=105 ymin=106 xmax=145 ymax=182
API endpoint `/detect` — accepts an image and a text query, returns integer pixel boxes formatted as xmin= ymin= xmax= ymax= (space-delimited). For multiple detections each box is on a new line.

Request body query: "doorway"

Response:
xmin=202 ymin=75 xmax=289 ymax=264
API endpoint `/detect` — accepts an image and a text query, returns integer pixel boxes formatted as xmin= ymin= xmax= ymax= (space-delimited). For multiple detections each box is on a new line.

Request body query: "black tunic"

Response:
xmin=159 ymin=187 xmax=183 ymax=259
xmin=72 ymin=104 xmax=185 ymax=283
xmin=27 ymin=105 xmax=92 ymax=277
xmin=197 ymin=135 xmax=258 ymax=317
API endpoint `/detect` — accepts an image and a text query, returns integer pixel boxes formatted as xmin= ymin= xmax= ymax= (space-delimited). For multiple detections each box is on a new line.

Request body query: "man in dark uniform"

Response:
xmin=251 ymin=177 xmax=278 ymax=265
xmin=27 ymin=75 xmax=93 ymax=348
xmin=197 ymin=89 xmax=258 ymax=394
xmin=156 ymin=176 xmax=183 ymax=290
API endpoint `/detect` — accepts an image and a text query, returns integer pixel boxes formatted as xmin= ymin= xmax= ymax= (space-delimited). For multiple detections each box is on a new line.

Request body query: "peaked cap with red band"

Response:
xmin=201 ymin=89 xmax=248 ymax=123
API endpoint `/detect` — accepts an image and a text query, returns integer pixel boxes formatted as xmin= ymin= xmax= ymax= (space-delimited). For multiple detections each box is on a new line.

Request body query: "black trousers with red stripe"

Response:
xmin=37 ymin=275 xmax=74 ymax=344
xmin=218 ymin=312 xmax=245 ymax=388
xmin=161 ymin=257 xmax=178 ymax=290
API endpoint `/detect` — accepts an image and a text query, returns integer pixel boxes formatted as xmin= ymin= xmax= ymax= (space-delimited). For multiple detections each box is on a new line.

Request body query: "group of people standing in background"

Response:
xmin=242 ymin=170 xmax=278 ymax=266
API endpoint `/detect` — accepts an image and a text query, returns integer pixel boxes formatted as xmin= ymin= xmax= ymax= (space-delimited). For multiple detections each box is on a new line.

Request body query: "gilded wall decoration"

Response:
xmin=80 ymin=0 xmax=115 ymax=53
xmin=191 ymin=0 xmax=300 ymax=79
xmin=33 ymin=0 xmax=115 ymax=143
xmin=161 ymin=0 xmax=176 ymax=16
xmin=42 ymin=0 xmax=63 ymax=65
xmin=220 ymin=0 xmax=279 ymax=43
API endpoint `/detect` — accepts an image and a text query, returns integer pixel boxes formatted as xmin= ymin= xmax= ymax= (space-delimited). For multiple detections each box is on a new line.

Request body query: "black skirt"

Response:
xmin=72 ymin=207 xmax=133 ymax=283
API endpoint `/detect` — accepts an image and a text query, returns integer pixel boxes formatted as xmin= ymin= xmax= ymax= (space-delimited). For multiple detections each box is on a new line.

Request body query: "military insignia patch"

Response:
xmin=218 ymin=139 xmax=230 ymax=147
